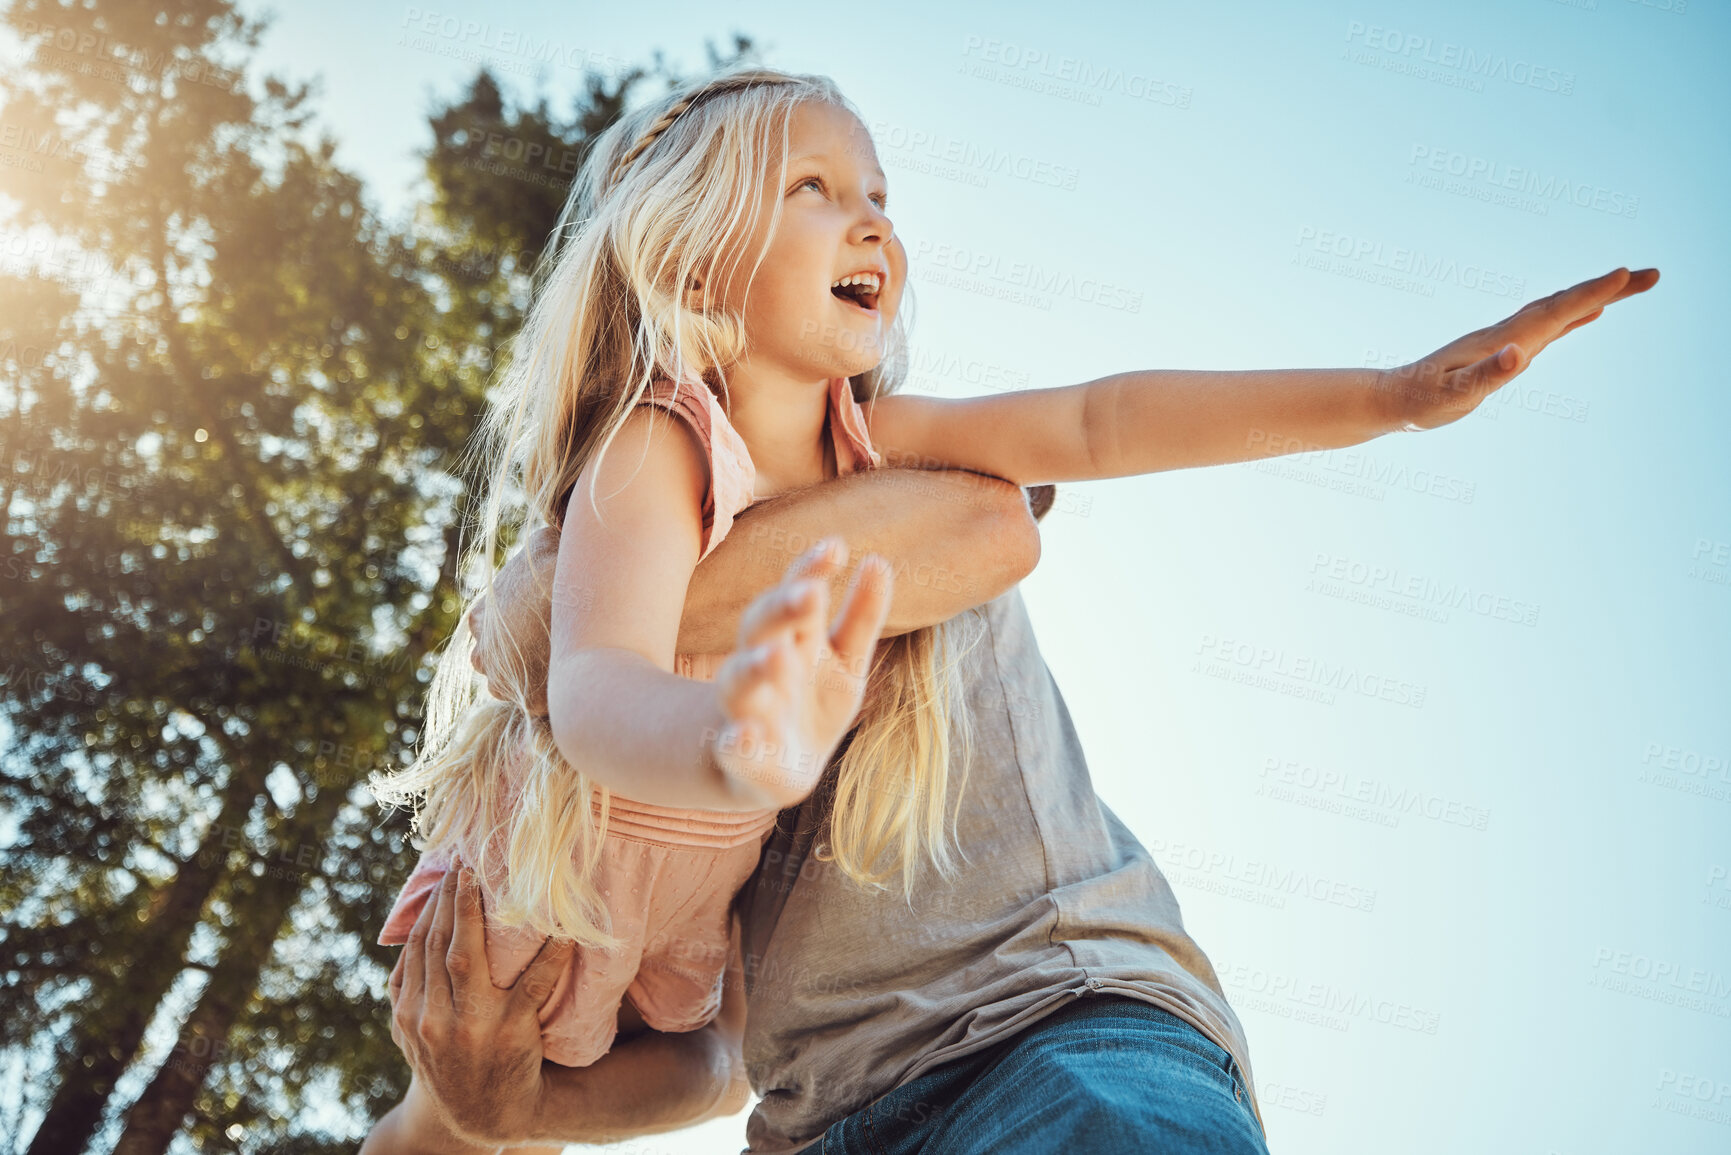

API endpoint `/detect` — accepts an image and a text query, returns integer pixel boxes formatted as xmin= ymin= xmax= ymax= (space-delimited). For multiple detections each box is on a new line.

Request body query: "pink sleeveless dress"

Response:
xmin=378 ymin=373 xmax=882 ymax=1067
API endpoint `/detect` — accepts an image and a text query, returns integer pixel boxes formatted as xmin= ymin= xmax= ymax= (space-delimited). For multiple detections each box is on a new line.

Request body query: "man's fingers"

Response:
xmin=399 ymin=881 xmax=436 ymax=1013
xmin=421 ymin=869 xmax=460 ymax=1018
xmin=388 ymin=948 xmax=412 ymax=1063
xmin=392 ymin=889 xmax=438 ymax=1061
xmin=448 ymin=866 xmax=487 ymax=989
xmin=1559 ymin=307 xmax=1604 ymax=337
xmin=510 ymin=934 xmax=576 ymax=1013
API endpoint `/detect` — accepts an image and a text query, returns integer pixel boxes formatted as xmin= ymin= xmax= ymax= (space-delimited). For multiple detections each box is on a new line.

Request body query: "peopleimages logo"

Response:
xmin=1294 ymin=226 xmax=1526 ymax=299
xmin=1407 ymin=145 xmax=1639 ymax=219
xmin=1306 ymin=552 xmax=1541 ymax=628
xmin=1257 ymin=758 xmax=1491 ymax=832
xmin=1144 ymin=837 xmax=1379 ymax=913
xmin=1589 ymin=947 xmax=1731 ymax=1017
xmin=1192 ymin=633 xmax=1428 ymax=709
xmin=958 ymin=35 xmax=1194 ymax=109
xmin=1343 ymin=21 xmax=1576 ymax=95
xmin=868 ymin=120 xmax=1081 ymax=191
xmin=1216 ymin=961 xmax=1442 ymax=1035
xmin=905 ymin=239 xmax=1143 ymax=313
xmin=398 ymin=8 xmax=632 ymax=75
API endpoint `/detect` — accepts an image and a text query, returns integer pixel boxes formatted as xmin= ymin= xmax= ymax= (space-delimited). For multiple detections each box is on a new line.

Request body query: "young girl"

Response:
xmin=367 ymin=61 xmax=1656 ymax=1149
xmin=366 ymin=67 xmax=990 ymax=1149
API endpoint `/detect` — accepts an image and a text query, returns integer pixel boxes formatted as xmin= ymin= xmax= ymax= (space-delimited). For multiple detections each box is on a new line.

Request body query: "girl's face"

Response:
xmin=708 ymin=100 xmax=904 ymax=382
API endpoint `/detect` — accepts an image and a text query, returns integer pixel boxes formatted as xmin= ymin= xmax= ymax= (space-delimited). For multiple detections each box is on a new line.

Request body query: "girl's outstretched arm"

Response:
xmin=863 ymin=267 xmax=1657 ymax=484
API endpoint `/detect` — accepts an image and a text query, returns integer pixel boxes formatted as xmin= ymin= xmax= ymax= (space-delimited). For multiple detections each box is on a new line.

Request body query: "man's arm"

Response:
xmin=468 ymin=469 xmax=1045 ymax=712
xmin=381 ymin=868 xmax=748 ymax=1149
xmin=526 ymin=924 xmax=751 ymax=1143
xmin=524 ymin=998 xmax=745 ymax=1144
xmin=676 ymin=466 xmax=1042 ymax=653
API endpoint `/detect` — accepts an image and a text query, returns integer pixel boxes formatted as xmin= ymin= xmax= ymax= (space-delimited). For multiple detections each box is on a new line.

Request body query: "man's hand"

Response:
xmin=384 ymin=865 xmax=752 ymax=1147
xmin=388 ymin=866 xmax=573 ymax=1145
xmin=1380 ymin=266 xmax=1659 ymax=431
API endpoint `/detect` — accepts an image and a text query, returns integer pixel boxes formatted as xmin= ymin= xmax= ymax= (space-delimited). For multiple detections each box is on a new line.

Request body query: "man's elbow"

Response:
xmin=713 ymin=1070 xmax=753 ymax=1120
xmin=974 ymin=477 xmax=1042 ymax=591
xmin=691 ymin=1027 xmax=752 ymax=1122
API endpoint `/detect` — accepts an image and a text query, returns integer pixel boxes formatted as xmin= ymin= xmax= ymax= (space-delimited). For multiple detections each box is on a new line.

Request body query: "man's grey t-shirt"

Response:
xmin=733 ymin=585 xmax=1266 ymax=1154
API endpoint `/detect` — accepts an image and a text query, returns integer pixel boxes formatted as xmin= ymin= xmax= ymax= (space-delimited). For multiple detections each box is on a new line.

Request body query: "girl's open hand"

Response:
xmin=1383 ymin=266 xmax=1659 ymax=430
xmin=709 ymin=537 xmax=893 ymax=810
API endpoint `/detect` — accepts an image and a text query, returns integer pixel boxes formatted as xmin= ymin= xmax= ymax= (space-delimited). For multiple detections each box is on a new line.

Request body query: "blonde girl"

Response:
xmin=368 ymin=65 xmax=993 ymax=1133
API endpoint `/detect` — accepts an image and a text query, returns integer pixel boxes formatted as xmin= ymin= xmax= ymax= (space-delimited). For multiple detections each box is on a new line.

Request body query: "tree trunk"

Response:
xmin=108 ymin=783 xmax=350 ymax=1155
xmin=24 ymin=764 xmax=263 ymax=1155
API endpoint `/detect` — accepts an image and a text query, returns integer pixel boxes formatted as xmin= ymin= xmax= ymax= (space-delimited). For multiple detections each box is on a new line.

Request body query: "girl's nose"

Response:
xmin=853 ymin=203 xmax=892 ymax=244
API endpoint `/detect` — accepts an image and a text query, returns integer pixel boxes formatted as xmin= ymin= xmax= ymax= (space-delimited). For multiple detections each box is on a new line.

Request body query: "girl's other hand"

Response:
xmin=709 ymin=537 xmax=893 ymax=809
xmin=1381 ymin=266 xmax=1659 ymax=430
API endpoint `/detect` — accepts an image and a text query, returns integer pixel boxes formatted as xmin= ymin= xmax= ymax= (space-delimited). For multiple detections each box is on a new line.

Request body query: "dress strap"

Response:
xmin=635 ymin=375 xmax=756 ymax=563
xmin=828 ymin=376 xmax=883 ymax=475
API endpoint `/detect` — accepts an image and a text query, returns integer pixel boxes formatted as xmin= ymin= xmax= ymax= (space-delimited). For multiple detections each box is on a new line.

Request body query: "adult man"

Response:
xmin=377 ymin=466 xmax=1268 ymax=1155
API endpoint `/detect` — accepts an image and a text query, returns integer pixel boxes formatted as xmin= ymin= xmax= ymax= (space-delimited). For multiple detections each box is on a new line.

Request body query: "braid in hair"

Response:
xmin=605 ymin=69 xmax=795 ymax=192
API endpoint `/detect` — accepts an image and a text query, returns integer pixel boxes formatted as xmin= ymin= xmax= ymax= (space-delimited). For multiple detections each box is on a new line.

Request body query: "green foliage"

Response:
xmin=0 ymin=0 xmax=759 ymax=1148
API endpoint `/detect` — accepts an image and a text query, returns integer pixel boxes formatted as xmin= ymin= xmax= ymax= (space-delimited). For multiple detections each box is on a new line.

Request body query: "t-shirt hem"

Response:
xmin=744 ymin=975 xmax=1265 ymax=1154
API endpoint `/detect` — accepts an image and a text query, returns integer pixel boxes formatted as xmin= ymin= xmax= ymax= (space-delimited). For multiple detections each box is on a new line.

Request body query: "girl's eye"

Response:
xmin=797 ymin=176 xmax=888 ymax=210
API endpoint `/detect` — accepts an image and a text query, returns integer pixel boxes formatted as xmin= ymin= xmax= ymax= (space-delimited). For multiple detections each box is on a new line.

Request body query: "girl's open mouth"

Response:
xmin=830 ymin=273 xmax=882 ymax=315
xmin=832 ymin=288 xmax=879 ymax=315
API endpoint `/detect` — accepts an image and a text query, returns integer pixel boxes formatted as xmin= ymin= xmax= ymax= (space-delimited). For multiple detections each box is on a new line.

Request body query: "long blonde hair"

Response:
xmin=370 ymin=66 xmax=986 ymax=949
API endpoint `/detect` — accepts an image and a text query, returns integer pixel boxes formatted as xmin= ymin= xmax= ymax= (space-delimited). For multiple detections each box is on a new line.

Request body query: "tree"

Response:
xmin=0 ymin=2 xmax=758 ymax=1149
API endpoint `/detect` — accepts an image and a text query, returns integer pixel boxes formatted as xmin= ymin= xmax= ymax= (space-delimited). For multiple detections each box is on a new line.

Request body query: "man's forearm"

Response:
xmin=675 ymin=467 xmax=1041 ymax=654
xmin=524 ymin=1021 xmax=740 ymax=1145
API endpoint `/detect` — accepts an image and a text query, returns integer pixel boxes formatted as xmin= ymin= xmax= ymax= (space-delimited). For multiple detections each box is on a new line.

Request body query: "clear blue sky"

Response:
xmin=245 ymin=0 xmax=1729 ymax=1150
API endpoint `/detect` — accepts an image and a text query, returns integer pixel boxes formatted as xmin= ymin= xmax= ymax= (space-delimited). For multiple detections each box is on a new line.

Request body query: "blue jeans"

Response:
xmin=795 ymin=994 xmax=1270 ymax=1155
